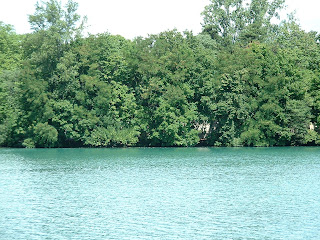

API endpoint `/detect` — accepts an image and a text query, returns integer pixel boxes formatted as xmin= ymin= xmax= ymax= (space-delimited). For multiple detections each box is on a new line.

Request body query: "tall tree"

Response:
xmin=24 ymin=0 xmax=85 ymax=79
xmin=202 ymin=0 xmax=285 ymax=46
xmin=0 ymin=22 xmax=22 ymax=73
xmin=132 ymin=30 xmax=216 ymax=146
xmin=18 ymin=0 xmax=85 ymax=147
xmin=0 ymin=23 xmax=23 ymax=146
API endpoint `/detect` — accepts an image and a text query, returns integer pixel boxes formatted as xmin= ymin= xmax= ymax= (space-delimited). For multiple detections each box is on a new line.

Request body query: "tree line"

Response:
xmin=0 ymin=0 xmax=320 ymax=148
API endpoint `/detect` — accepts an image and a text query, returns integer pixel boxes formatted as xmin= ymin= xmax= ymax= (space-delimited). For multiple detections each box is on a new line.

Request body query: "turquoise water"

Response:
xmin=0 ymin=147 xmax=320 ymax=239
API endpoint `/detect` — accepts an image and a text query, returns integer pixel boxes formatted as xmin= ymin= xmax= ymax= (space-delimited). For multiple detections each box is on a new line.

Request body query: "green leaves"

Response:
xmin=29 ymin=0 xmax=83 ymax=41
xmin=132 ymin=31 xmax=213 ymax=146
xmin=202 ymin=0 xmax=285 ymax=46
xmin=0 ymin=22 xmax=22 ymax=74
xmin=84 ymin=125 xmax=140 ymax=147
xmin=33 ymin=122 xmax=58 ymax=147
xmin=1 ymin=0 xmax=320 ymax=148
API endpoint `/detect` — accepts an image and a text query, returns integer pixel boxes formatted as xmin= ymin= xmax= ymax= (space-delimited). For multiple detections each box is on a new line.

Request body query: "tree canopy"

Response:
xmin=0 ymin=0 xmax=319 ymax=148
xmin=202 ymin=0 xmax=285 ymax=46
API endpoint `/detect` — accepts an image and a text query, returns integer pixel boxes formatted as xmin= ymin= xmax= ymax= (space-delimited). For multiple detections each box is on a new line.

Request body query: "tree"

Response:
xmin=2 ymin=0 xmax=320 ymax=148
xmin=0 ymin=23 xmax=23 ymax=147
xmin=0 ymin=22 xmax=22 ymax=74
xmin=132 ymin=30 xmax=216 ymax=146
xmin=66 ymin=34 xmax=141 ymax=147
xmin=202 ymin=0 xmax=285 ymax=46
xmin=0 ymin=70 xmax=22 ymax=147
xmin=23 ymin=0 xmax=85 ymax=79
xmin=33 ymin=122 xmax=58 ymax=147
xmin=17 ymin=0 xmax=86 ymax=147
xmin=28 ymin=0 xmax=84 ymax=42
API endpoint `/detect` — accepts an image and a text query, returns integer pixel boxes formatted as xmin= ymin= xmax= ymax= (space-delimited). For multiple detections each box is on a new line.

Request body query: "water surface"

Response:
xmin=1 ymin=147 xmax=320 ymax=239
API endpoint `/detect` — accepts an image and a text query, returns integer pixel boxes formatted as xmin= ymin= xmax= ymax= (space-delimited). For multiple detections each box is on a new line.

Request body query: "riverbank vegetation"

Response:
xmin=1 ymin=0 xmax=320 ymax=147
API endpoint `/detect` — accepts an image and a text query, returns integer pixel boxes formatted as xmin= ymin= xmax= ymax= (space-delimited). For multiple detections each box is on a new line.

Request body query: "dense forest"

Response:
xmin=0 ymin=0 xmax=320 ymax=148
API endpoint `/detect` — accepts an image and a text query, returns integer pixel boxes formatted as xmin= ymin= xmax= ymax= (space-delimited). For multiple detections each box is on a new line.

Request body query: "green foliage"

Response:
xmin=304 ymin=130 xmax=319 ymax=146
xmin=22 ymin=138 xmax=35 ymax=148
xmin=0 ymin=70 xmax=22 ymax=147
xmin=202 ymin=0 xmax=285 ymax=46
xmin=0 ymin=24 xmax=23 ymax=146
xmin=0 ymin=0 xmax=320 ymax=148
xmin=240 ymin=128 xmax=265 ymax=147
xmin=131 ymin=30 xmax=216 ymax=146
xmin=33 ymin=122 xmax=58 ymax=147
xmin=28 ymin=0 xmax=84 ymax=41
xmin=0 ymin=22 xmax=22 ymax=74
xmin=23 ymin=0 xmax=85 ymax=80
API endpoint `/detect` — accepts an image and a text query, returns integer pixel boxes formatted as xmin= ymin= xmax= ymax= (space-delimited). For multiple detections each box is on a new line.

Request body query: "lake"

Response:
xmin=1 ymin=147 xmax=320 ymax=239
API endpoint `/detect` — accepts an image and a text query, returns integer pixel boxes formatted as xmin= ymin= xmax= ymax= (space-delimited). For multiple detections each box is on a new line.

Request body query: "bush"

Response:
xmin=22 ymin=138 xmax=35 ymax=148
xmin=33 ymin=123 xmax=58 ymax=148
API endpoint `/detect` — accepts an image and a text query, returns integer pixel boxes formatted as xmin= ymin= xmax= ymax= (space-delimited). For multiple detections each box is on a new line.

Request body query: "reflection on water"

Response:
xmin=1 ymin=147 xmax=320 ymax=239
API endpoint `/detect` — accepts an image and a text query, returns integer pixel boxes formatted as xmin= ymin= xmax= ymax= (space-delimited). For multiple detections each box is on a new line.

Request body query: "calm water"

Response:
xmin=1 ymin=147 xmax=320 ymax=239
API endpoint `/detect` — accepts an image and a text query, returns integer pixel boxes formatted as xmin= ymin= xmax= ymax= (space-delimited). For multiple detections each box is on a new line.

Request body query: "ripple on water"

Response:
xmin=0 ymin=147 xmax=320 ymax=239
